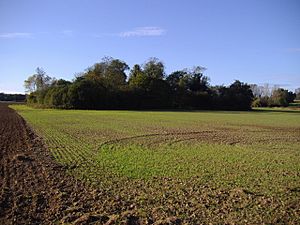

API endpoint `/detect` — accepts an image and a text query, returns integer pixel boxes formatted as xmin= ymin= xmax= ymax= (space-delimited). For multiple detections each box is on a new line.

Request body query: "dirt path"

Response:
xmin=0 ymin=104 xmax=120 ymax=224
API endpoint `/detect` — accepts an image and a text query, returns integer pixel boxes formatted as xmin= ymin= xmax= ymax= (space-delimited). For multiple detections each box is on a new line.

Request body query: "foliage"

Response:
xmin=251 ymin=98 xmax=261 ymax=107
xmin=212 ymin=81 xmax=254 ymax=110
xmin=24 ymin=67 xmax=54 ymax=93
xmin=0 ymin=93 xmax=26 ymax=102
xmin=142 ymin=57 xmax=165 ymax=79
xmin=84 ymin=57 xmax=129 ymax=88
xmin=295 ymin=88 xmax=300 ymax=100
xmin=250 ymin=84 xmax=296 ymax=108
xmin=25 ymin=57 xmax=255 ymax=110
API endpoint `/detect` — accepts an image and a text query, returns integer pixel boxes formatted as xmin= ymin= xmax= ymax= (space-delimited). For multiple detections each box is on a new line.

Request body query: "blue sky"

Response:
xmin=0 ymin=0 xmax=299 ymax=93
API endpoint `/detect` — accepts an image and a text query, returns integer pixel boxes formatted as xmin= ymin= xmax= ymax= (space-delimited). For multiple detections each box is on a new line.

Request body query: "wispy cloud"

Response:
xmin=119 ymin=27 xmax=166 ymax=37
xmin=286 ymin=48 xmax=300 ymax=52
xmin=61 ymin=30 xmax=73 ymax=37
xmin=0 ymin=32 xmax=33 ymax=39
xmin=0 ymin=28 xmax=166 ymax=39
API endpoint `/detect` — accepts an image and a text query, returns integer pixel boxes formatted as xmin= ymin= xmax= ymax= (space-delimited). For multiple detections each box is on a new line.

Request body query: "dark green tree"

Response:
xmin=84 ymin=57 xmax=129 ymax=88
xmin=128 ymin=64 xmax=147 ymax=88
xmin=143 ymin=58 xmax=165 ymax=79
xmin=24 ymin=58 xmax=256 ymax=110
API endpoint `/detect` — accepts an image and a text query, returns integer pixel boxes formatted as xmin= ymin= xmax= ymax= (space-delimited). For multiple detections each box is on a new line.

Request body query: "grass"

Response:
xmin=12 ymin=105 xmax=300 ymax=190
xmin=94 ymin=143 xmax=299 ymax=202
xmin=11 ymin=105 xmax=300 ymax=223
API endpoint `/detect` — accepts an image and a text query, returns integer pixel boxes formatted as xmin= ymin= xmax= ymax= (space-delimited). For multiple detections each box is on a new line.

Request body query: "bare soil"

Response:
xmin=0 ymin=103 xmax=122 ymax=224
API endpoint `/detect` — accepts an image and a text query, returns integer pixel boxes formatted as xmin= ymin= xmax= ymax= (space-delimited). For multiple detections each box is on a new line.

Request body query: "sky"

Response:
xmin=0 ymin=0 xmax=299 ymax=94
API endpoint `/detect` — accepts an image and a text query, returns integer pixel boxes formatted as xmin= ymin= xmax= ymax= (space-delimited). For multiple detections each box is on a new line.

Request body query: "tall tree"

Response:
xmin=269 ymin=88 xmax=295 ymax=106
xmin=187 ymin=66 xmax=209 ymax=92
xmin=166 ymin=70 xmax=188 ymax=91
xmin=24 ymin=67 xmax=53 ymax=93
xmin=143 ymin=58 xmax=165 ymax=79
xmin=106 ymin=59 xmax=129 ymax=87
xmin=295 ymin=88 xmax=300 ymax=100
xmin=84 ymin=57 xmax=129 ymax=88
xmin=128 ymin=64 xmax=148 ymax=88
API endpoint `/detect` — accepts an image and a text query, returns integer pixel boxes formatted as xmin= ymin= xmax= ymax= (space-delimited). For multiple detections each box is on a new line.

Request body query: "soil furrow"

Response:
xmin=0 ymin=103 xmax=115 ymax=224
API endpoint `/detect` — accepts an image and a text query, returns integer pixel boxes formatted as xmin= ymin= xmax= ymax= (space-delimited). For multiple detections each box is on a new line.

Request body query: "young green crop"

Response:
xmin=10 ymin=105 xmax=300 ymax=223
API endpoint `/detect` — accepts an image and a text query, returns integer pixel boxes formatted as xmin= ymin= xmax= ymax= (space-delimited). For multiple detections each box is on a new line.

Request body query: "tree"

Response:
xmin=215 ymin=80 xmax=254 ymax=110
xmin=52 ymin=79 xmax=72 ymax=87
xmin=42 ymin=79 xmax=72 ymax=108
xmin=295 ymin=88 xmax=300 ymax=100
xmin=84 ymin=57 xmax=129 ymax=88
xmin=166 ymin=67 xmax=210 ymax=109
xmin=287 ymin=91 xmax=296 ymax=103
xmin=0 ymin=93 xmax=26 ymax=102
xmin=143 ymin=58 xmax=165 ymax=79
xmin=269 ymin=88 xmax=295 ymax=106
xmin=24 ymin=57 xmax=257 ymax=110
xmin=24 ymin=75 xmax=37 ymax=93
xmin=230 ymin=80 xmax=254 ymax=109
xmin=250 ymin=84 xmax=264 ymax=97
xmin=144 ymin=78 xmax=172 ymax=109
xmin=128 ymin=59 xmax=173 ymax=109
xmin=106 ymin=59 xmax=129 ymax=87
xmin=166 ymin=67 xmax=208 ymax=92
xmin=24 ymin=67 xmax=53 ymax=93
xmin=166 ymin=70 xmax=187 ymax=91
xmin=187 ymin=66 xmax=209 ymax=92
xmin=68 ymin=79 xmax=108 ymax=109
xmin=128 ymin=64 xmax=148 ymax=88
xmin=262 ymin=83 xmax=271 ymax=97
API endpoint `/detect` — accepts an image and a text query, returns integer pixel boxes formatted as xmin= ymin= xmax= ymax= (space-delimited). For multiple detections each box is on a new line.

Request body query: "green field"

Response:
xmin=11 ymin=105 xmax=300 ymax=223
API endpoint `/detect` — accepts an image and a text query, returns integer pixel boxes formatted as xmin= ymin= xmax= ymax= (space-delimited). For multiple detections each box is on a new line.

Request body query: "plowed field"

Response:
xmin=1 ymin=103 xmax=300 ymax=224
xmin=0 ymin=104 xmax=142 ymax=224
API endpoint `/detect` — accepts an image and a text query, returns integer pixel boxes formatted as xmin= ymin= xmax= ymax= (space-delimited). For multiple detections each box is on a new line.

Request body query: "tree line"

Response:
xmin=0 ymin=93 xmax=26 ymax=102
xmin=24 ymin=57 xmax=295 ymax=110
xmin=250 ymin=84 xmax=298 ymax=107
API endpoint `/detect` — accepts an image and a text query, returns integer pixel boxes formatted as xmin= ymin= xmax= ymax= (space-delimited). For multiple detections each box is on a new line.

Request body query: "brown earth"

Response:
xmin=0 ymin=103 xmax=134 ymax=224
xmin=1 ymin=103 xmax=300 ymax=224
